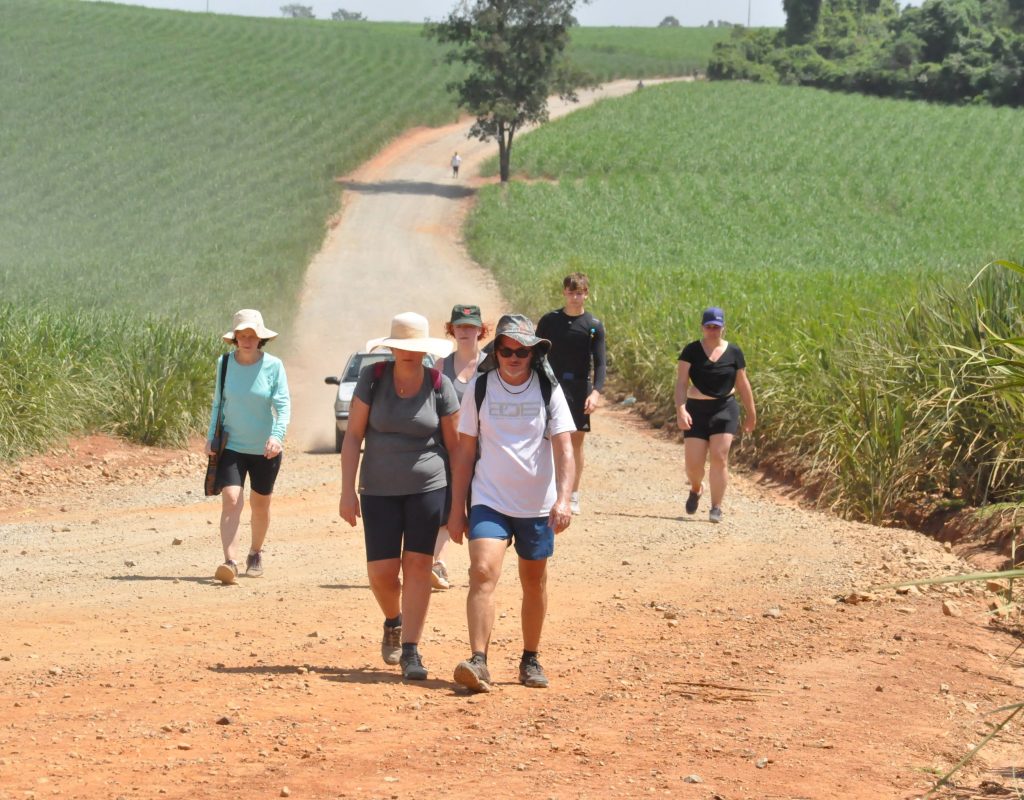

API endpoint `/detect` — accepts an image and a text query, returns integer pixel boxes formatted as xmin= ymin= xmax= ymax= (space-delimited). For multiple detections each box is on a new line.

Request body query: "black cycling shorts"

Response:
xmin=683 ymin=396 xmax=740 ymax=440
xmin=361 ymin=487 xmax=448 ymax=562
xmin=217 ymin=449 xmax=282 ymax=495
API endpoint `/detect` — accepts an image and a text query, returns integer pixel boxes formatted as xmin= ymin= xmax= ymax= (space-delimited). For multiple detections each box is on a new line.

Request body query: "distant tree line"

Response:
xmin=279 ymin=5 xmax=366 ymax=20
xmin=709 ymin=0 xmax=1024 ymax=106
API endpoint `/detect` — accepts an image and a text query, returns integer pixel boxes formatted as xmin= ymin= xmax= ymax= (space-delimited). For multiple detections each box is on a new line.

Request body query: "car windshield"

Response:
xmin=343 ymin=352 xmax=392 ymax=383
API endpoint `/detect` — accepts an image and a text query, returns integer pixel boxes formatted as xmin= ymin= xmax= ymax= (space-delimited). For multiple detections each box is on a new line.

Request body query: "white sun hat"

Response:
xmin=365 ymin=312 xmax=454 ymax=359
xmin=222 ymin=309 xmax=278 ymax=342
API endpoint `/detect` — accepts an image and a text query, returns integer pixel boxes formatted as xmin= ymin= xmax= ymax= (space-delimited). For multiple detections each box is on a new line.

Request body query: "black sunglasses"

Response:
xmin=496 ymin=345 xmax=532 ymax=358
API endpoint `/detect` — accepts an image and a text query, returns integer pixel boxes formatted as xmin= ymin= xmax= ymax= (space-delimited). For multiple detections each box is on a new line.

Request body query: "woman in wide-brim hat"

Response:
xmin=339 ymin=312 xmax=460 ymax=682
xmin=207 ymin=309 xmax=291 ymax=585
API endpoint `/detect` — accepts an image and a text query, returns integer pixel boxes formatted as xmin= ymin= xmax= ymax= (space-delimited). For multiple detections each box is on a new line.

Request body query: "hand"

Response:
xmin=677 ymin=408 xmax=692 ymax=431
xmin=339 ymin=492 xmax=360 ymax=527
xmin=447 ymin=509 xmax=467 ymax=544
xmin=547 ymin=499 xmax=572 ymax=534
xmin=584 ymin=389 xmax=602 ymax=415
xmin=205 ymin=440 xmax=215 ymax=457
xmin=264 ymin=437 xmax=283 ymax=458
xmin=742 ymin=414 xmax=756 ymax=434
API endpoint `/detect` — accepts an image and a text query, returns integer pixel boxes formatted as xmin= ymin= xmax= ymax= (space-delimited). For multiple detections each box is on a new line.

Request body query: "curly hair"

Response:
xmin=445 ymin=321 xmax=491 ymax=340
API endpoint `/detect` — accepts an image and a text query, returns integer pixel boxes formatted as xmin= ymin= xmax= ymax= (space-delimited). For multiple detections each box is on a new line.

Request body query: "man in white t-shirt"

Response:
xmin=447 ymin=314 xmax=576 ymax=692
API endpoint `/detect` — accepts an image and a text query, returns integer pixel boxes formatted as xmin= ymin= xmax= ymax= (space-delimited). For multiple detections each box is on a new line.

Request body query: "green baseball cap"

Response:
xmin=450 ymin=304 xmax=483 ymax=327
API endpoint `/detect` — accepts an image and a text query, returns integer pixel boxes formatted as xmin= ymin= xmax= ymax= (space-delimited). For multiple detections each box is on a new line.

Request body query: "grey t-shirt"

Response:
xmin=353 ymin=363 xmax=460 ymax=496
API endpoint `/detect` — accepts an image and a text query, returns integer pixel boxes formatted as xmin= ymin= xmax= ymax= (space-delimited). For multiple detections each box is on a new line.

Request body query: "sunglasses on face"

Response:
xmin=496 ymin=345 xmax=532 ymax=358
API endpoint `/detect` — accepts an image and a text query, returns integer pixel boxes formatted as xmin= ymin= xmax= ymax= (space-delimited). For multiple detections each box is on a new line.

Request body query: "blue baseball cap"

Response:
xmin=701 ymin=307 xmax=725 ymax=327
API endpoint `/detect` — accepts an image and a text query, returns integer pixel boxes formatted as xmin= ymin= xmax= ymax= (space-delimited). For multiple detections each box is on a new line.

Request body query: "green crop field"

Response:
xmin=467 ymin=81 xmax=1024 ymax=521
xmin=1 ymin=0 xmax=710 ymax=457
xmin=568 ymin=27 xmax=729 ymax=80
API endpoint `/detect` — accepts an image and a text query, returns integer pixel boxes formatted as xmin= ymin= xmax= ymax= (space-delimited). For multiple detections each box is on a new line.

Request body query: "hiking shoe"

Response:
xmin=453 ymin=656 xmax=492 ymax=693
xmin=570 ymin=492 xmax=581 ymax=515
xmin=245 ymin=551 xmax=263 ymax=578
xmin=709 ymin=506 xmax=723 ymax=524
xmin=214 ymin=561 xmax=238 ymax=585
xmin=685 ymin=489 xmax=701 ymax=515
xmin=400 ymin=652 xmax=428 ymax=681
xmin=381 ymin=624 xmax=402 ymax=665
xmin=519 ymin=655 xmax=549 ymax=689
xmin=430 ymin=561 xmax=450 ymax=591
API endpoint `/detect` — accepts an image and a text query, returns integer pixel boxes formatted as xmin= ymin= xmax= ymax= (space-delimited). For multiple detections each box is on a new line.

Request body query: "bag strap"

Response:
xmin=214 ymin=354 xmax=229 ymax=437
xmin=475 ymin=368 xmax=554 ymax=435
xmin=369 ymin=361 xmax=444 ymax=406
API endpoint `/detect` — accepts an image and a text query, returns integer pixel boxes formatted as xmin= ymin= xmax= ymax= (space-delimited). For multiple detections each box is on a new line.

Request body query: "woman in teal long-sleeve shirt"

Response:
xmin=207 ymin=309 xmax=290 ymax=585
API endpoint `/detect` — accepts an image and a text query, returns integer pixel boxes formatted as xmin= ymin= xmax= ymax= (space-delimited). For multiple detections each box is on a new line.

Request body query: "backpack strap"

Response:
xmin=368 ymin=361 xmax=444 ymax=407
xmin=475 ymin=368 xmax=555 ymax=438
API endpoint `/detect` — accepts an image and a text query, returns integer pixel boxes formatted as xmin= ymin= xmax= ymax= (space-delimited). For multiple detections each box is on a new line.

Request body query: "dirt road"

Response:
xmin=1 ymin=82 xmax=1021 ymax=800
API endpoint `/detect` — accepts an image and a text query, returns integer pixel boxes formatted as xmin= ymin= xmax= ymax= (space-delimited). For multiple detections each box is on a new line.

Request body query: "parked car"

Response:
xmin=324 ymin=350 xmax=436 ymax=452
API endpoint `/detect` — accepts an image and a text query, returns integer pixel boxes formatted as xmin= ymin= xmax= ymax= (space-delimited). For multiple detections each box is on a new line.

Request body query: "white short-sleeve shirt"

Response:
xmin=457 ymin=371 xmax=576 ymax=518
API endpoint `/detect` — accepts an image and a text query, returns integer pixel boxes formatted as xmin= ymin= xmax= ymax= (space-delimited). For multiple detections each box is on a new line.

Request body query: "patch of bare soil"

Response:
xmin=1 ymin=80 xmax=1020 ymax=800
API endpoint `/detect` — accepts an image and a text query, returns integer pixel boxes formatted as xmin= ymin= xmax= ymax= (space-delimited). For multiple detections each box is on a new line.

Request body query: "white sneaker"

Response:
xmin=570 ymin=492 xmax=581 ymax=515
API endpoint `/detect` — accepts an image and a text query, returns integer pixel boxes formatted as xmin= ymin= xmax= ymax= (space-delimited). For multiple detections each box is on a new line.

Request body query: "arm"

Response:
xmin=675 ymin=361 xmax=693 ymax=431
xmin=735 ymin=368 xmax=757 ymax=433
xmin=584 ymin=321 xmax=607 ymax=415
xmin=339 ymin=397 xmax=370 ymax=526
xmin=266 ymin=361 xmax=290 ymax=458
xmin=205 ymin=357 xmax=224 ymax=456
xmin=446 ymin=432 xmax=477 ymax=544
xmin=548 ymin=431 xmax=575 ymax=533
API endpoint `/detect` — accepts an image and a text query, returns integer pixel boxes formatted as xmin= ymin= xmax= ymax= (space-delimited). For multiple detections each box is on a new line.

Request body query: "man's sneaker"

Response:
xmin=570 ymin=492 xmax=581 ymax=515
xmin=214 ymin=561 xmax=238 ymax=585
xmin=430 ymin=561 xmax=450 ymax=590
xmin=453 ymin=656 xmax=492 ymax=693
xmin=381 ymin=624 xmax=402 ymax=665
xmin=685 ymin=489 xmax=701 ymax=515
xmin=709 ymin=506 xmax=723 ymax=524
xmin=245 ymin=551 xmax=263 ymax=578
xmin=518 ymin=655 xmax=549 ymax=689
xmin=400 ymin=652 xmax=428 ymax=681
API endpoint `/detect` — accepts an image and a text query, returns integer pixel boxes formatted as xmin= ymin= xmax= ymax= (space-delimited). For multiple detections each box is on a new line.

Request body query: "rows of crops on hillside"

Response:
xmin=468 ymin=81 xmax=1024 ymax=521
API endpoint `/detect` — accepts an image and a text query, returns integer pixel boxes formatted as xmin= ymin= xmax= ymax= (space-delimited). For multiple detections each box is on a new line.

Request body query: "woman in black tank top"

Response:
xmin=433 ymin=304 xmax=492 ymax=588
xmin=674 ymin=307 xmax=757 ymax=524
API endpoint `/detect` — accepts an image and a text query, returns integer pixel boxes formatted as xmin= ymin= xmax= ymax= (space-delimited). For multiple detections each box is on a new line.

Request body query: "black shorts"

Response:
xmin=559 ymin=378 xmax=591 ymax=433
xmin=217 ymin=449 xmax=282 ymax=495
xmin=361 ymin=487 xmax=448 ymax=562
xmin=683 ymin=396 xmax=740 ymax=440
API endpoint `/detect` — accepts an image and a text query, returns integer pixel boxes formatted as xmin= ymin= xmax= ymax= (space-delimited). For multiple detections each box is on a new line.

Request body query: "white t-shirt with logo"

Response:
xmin=457 ymin=371 xmax=576 ymax=518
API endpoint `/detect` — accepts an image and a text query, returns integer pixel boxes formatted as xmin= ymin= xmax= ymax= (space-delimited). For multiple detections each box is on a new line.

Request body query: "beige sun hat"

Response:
xmin=366 ymin=312 xmax=454 ymax=359
xmin=222 ymin=309 xmax=278 ymax=343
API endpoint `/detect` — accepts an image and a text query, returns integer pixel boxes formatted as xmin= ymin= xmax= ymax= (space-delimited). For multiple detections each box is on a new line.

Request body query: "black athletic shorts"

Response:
xmin=217 ymin=449 xmax=282 ymax=495
xmin=683 ymin=396 xmax=740 ymax=440
xmin=361 ymin=487 xmax=448 ymax=562
xmin=559 ymin=378 xmax=591 ymax=433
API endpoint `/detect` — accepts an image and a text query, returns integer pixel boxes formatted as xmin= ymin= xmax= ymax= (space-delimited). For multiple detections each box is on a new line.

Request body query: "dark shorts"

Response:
xmin=468 ymin=504 xmax=554 ymax=561
xmin=361 ymin=487 xmax=448 ymax=562
xmin=217 ymin=449 xmax=282 ymax=495
xmin=559 ymin=378 xmax=590 ymax=433
xmin=683 ymin=396 xmax=740 ymax=440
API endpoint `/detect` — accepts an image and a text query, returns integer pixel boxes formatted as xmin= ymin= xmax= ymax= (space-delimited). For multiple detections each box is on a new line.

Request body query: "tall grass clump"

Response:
xmin=466 ymin=80 xmax=1024 ymax=521
xmin=0 ymin=306 xmax=222 ymax=459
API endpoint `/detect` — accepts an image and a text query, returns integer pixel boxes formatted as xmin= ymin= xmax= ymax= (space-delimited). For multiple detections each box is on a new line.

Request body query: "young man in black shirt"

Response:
xmin=536 ymin=272 xmax=607 ymax=515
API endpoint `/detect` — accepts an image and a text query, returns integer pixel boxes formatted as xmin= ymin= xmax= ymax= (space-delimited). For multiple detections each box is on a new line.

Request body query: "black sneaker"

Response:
xmin=245 ymin=551 xmax=263 ymax=577
xmin=400 ymin=651 xmax=428 ymax=681
xmin=518 ymin=655 xmax=549 ymax=689
xmin=685 ymin=490 xmax=701 ymax=515
xmin=453 ymin=655 xmax=492 ymax=693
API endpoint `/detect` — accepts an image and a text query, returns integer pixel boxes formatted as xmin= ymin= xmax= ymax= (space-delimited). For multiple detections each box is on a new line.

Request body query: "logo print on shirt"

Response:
xmin=488 ymin=401 xmax=543 ymax=418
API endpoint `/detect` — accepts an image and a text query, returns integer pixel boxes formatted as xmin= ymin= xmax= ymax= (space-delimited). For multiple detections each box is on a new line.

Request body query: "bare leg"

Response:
xmin=708 ymin=433 xmax=734 ymax=508
xmin=518 ymin=557 xmax=548 ymax=652
xmin=219 ymin=486 xmax=245 ymax=562
xmin=466 ymin=539 xmax=507 ymax=654
xmin=683 ymin=438 xmax=710 ymax=495
xmin=570 ymin=431 xmax=586 ymax=493
xmin=399 ymin=551 xmax=434 ymax=644
xmin=366 ymin=558 xmax=402 ymax=620
xmin=248 ymin=490 xmax=271 ymax=554
xmin=433 ymin=526 xmax=449 ymax=562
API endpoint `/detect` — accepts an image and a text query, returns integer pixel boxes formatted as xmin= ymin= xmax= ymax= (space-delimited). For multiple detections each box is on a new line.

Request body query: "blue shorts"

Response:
xmin=468 ymin=504 xmax=554 ymax=561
